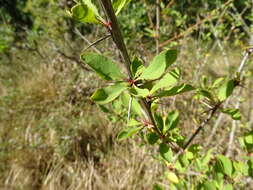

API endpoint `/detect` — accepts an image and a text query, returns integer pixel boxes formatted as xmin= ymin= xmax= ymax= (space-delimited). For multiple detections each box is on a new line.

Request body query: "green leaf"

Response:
xmin=166 ymin=172 xmax=179 ymax=184
xmin=157 ymin=84 xmax=195 ymax=98
xmin=154 ymin=112 xmax=164 ymax=133
xmin=146 ymin=132 xmax=159 ymax=145
xmin=131 ymin=57 xmax=145 ymax=78
xmin=68 ymin=0 xmax=100 ymax=24
xmin=163 ymin=110 xmax=179 ymax=134
xmin=202 ymin=181 xmax=217 ymax=190
xmin=91 ymin=82 xmax=127 ymax=104
xmin=212 ymin=77 xmax=225 ymax=88
xmin=127 ymin=118 xmax=142 ymax=126
xmin=120 ymin=93 xmax=142 ymax=116
xmin=216 ymin=155 xmax=233 ymax=177
xmin=81 ymin=53 xmax=124 ymax=80
xmin=159 ymin=143 xmax=173 ymax=162
xmin=129 ymin=85 xmax=150 ymax=97
xmin=113 ymin=0 xmax=132 ymax=15
xmin=139 ymin=49 xmax=177 ymax=80
xmin=198 ymin=89 xmax=214 ymax=101
xmin=117 ymin=126 xmax=142 ymax=140
xmin=223 ymin=184 xmax=233 ymax=190
xmin=222 ymin=108 xmax=241 ymax=120
xmin=202 ymin=149 xmax=213 ymax=166
xmin=217 ymin=80 xmax=235 ymax=101
xmin=150 ymin=69 xmax=180 ymax=94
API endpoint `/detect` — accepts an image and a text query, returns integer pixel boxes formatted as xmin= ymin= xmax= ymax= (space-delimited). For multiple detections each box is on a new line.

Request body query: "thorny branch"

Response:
xmin=173 ymin=47 xmax=253 ymax=161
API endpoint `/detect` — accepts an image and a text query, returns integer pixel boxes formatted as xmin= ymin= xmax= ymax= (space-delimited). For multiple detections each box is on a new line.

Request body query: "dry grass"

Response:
xmin=0 ymin=39 xmax=252 ymax=189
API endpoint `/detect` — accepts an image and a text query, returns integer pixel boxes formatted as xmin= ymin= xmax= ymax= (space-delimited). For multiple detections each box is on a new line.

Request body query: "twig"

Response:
xmin=127 ymin=96 xmax=133 ymax=121
xmin=174 ymin=47 xmax=253 ymax=161
xmin=205 ymin=47 xmax=253 ymax=147
xmin=82 ymin=33 xmax=111 ymax=52
xmin=156 ymin=0 xmax=160 ymax=54
xmin=74 ymin=28 xmax=102 ymax=54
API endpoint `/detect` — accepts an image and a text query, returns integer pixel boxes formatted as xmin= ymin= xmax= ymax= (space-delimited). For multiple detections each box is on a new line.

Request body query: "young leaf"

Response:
xmin=130 ymin=57 xmax=145 ymax=78
xmin=166 ymin=172 xmax=179 ymax=184
xmin=216 ymin=155 xmax=233 ymax=177
xmin=81 ymin=53 xmax=124 ymax=80
xmin=163 ymin=110 xmax=179 ymax=134
xmin=217 ymin=80 xmax=235 ymax=101
xmin=159 ymin=143 xmax=173 ymax=162
xmin=117 ymin=126 xmax=142 ymax=140
xmin=91 ymin=82 xmax=127 ymax=104
xmin=139 ymin=49 xmax=177 ymax=80
xmin=222 ymin=108 xmax=241 ymax=120
xmin=127 ymin=118 xmax=142 ymax=126
xmin=223 ymin=184 xmax=233 ymax=190
xmin=129 ymin=85 xmax=150 ymax=97
xmin=156 ymin=84 xmax=195 ymax=98
xmin=150 ymin=69 xmax=179 ymax=94
xmin=68 ymin=0 xmax=100 ymax=24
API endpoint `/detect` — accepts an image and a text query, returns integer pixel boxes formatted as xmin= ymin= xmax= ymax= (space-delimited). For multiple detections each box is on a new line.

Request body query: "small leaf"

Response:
xmin=217 ymin=80 xmax=235 ymax=101
xmin=81 ymin=53 xmax=124 ymax=80
xmin=198 ymin=89 xmax=214 ymax=101
xmin=131 ymin=57 xmax=145 ymax=78
xmin=117 ymin=126 xmax=142 ymax=140
xmin=216 ymin=155 xmax=233 ymax=177
xmin=222 ymin=108 xmax=241 ymax=120
xmin=157 ymin=84 xmax=195 ymax=98
xmin=202 ymin=181 xmax=217 ymax=190
xmin=166 ymin=172 xmax=179 ymax=184
xmin=223 ymin=184 xmax=233 ymax=190
xmin=212 ymin=77 xmax=225 ymax=88
xmin=69 ymin=0 xmax=100 ymax=24
xmin=159 ymin=143 xmax=173 ymax=162
xmin=113 ymin=0 xmax=132 ymax=15
xmin=91 ymin=82 xmax=127 ymax=104
xmin=163 ymin=110 xmax=179 ymax=134
xmin=154 ymin=112 xmax=164 ymax=133
xmin=139 ymin=49 xmax=177 ymax=80
xmin=146 ymin=132 xmax=159 ymax=145
xmin=127 ymin=118 xmax=142 ymax=126
xmin=129 ymin=85 xmax=150 ymax=97
xmin=150 ymin=69 xmax=179 ymax=94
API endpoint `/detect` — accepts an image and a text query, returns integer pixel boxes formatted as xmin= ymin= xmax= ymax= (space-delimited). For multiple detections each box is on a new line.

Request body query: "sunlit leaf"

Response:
xmin=81 ymin=52 xmax=124 ymax=80
xmin=68 ymin=0 xmax=101 ymax=24
xmin=129 ymin=85 xmax=150 ymax=97
xmin=139 ymin=49 xmax=177 ymax=80
xmin=117 ymin=126 xmax=142 ymax=140
xmin=159 ymin=143 xmax=173 ymax=162
xmin=150 ymin=69 xmax=180 ymax=94
xmin=91 ymin=82 xmax=127 ymax=104
xmin=113 ymin=0 xmax=132 ymax=15
xmin=222 ymin=108 xmax=241 ymax=120
xmin=157 ymin=84 xmax=194 ymax=98
xmin=217 ymin=80 xmax=235 ymax=101
xmin=216 ymin=155 xmax=233 ymax=177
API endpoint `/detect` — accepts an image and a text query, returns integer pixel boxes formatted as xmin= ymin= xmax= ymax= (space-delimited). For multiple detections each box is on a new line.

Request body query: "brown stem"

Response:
xmin=99 ymin=0 xmax=163 ymax=137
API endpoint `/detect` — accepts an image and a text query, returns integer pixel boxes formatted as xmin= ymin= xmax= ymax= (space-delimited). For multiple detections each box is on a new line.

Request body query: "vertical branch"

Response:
xmin=99 ymin=0 xmax=162 ymax=137
xmin=99 ymin=0 xmax=132 ymax=78
xmin=156 ymin=0 xmax=160 ymax=54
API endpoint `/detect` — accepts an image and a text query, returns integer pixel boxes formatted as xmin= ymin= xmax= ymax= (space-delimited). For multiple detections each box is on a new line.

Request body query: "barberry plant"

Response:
xmin=69 ymin=0 xmax=253 ymax=189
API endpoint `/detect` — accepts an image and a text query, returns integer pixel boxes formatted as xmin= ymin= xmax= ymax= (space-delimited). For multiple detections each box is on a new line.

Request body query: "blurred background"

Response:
xmin=0 ymin=0 xmax=253 ymax=189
